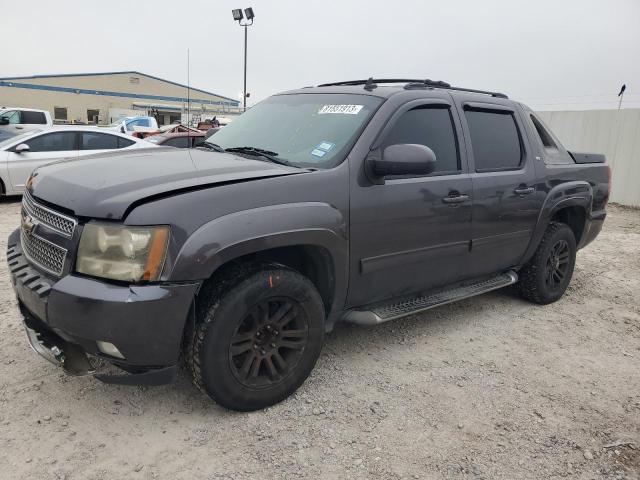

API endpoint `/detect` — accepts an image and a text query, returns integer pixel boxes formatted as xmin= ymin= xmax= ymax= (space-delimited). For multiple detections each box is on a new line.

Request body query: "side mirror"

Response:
xmin=120 ymin=126 xmax=125 ymax=133
xmin=368 ymin=144 xmax=436 ymax=178
xmin=14 ymin=143 xmax=30 ymax=153
xmin=0 ymin=117 xmax=9 ymax=126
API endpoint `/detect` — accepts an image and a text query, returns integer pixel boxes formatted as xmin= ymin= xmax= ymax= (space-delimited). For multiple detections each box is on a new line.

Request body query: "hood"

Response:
xmin=29 ymin=147 xmax=304 ymax=219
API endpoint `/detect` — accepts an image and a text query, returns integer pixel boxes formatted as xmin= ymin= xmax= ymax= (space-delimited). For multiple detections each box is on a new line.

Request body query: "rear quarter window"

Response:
xmin=163 ymin=137 xmax=191 ymax=148
xmin=529 ymin=114 xmax=575 ymax=165
xmin=118 ymin=137 xmax=135 ymax=148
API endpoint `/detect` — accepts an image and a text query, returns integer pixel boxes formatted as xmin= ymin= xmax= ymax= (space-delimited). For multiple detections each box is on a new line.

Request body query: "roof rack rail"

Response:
xmin=317 ymin=78 xmax=508 ymax=99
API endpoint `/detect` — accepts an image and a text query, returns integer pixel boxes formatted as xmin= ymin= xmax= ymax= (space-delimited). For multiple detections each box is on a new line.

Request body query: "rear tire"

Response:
xmin=187 ymin=263 xmax=325 ymax=411
xmin=519 ymin=222 xmax=576 ymax=305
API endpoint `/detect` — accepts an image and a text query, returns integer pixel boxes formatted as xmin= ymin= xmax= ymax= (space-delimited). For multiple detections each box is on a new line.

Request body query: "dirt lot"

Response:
xmin=0 ymin=198 xmax=638 ymax=480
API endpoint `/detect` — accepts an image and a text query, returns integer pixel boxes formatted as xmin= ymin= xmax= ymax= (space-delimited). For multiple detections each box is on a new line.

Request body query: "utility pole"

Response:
xmin=244 ymin=24 xmax=248 ymax=112
xmin=232 ymin=8 xmax=255 ymax=112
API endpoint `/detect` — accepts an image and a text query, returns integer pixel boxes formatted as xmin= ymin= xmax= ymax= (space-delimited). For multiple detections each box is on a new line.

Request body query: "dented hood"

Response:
xmin=29 ymin=147 xmax=304 ymax=219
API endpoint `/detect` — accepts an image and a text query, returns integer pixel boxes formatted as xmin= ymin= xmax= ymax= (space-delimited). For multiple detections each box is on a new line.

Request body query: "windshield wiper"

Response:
xmin=198 ymin=142 xmax=226 ymax=152
xmin=224 ymin=146 xmax=295 ymax=167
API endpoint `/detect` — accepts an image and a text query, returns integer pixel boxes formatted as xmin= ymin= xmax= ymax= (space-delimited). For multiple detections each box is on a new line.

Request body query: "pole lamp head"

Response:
xmin=244 ymin=7 xmax=254 ymax=20
xmin=232 ymin=9 xmax=244 ymax=21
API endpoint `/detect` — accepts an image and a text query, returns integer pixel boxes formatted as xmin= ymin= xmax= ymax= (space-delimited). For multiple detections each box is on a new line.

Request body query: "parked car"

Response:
xmin=0 ymin=126 xmax=152 ymax=196
xmin=197 ymin=118 xmax=220 ymax=131
xmin=0 ymin=107 xmax=53 ymax=134
xmin=105 ymin=116 xmax=158 ymax=136
xmin=145 ymin=131 xmax=206 ymax=148
xmin=7 ymin=78 xmax=609 ymax=411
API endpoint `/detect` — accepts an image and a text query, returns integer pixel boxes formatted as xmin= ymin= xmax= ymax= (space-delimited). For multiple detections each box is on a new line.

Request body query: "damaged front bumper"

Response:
xmin=7 ymin=228 xmax=199 ymax=386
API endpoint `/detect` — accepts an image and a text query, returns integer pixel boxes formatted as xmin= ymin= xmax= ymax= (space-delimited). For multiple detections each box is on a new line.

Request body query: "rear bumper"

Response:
xmin=7 ymin=228 xmax=199 ymax=385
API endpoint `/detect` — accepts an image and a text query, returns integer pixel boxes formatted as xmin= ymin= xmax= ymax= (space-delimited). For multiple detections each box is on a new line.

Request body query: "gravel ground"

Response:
xmin=0 ymin=197 xmax=638 ymax=480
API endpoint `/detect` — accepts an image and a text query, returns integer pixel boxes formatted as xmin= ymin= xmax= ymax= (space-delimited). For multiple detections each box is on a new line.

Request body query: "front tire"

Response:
xmin=188 ymin=264 xmax=325 ymax=411
xmin=519 ymin=222 xmax=577 ymax=305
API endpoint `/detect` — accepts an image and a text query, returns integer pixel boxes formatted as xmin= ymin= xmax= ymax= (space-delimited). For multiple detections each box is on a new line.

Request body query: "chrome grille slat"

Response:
xmin=22 ymin=191 xmax=77 ymax=237
xmin=20 ymin=230 xmax=67 ymax=277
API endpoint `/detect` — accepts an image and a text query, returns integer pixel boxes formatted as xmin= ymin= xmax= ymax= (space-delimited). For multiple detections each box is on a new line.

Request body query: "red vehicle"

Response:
xmin=144 ymin=131 xmax=206 ymax=148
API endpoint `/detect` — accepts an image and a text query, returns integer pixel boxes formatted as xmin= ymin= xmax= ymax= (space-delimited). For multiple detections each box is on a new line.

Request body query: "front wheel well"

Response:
xmin=551 ymin=206 xmax=586 ymax=244
xmin=202 ymin=245 xmax=336 ymax=318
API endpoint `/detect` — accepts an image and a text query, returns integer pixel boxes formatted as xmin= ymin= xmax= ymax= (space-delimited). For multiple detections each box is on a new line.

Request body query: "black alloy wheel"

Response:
xmin=229 ymin=298 xmax=309 ymax=388
xmin=544 ymin=239 xmax=571 ymax=289
xmin=519 ymin=222 xmax=576 ymax=305
xmin=187 ymin=263 xmax=325 ymax=411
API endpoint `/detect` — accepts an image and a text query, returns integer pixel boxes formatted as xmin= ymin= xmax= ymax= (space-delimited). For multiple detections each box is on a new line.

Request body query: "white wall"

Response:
xmin=536 ymin=109 xmax=640 ymax=207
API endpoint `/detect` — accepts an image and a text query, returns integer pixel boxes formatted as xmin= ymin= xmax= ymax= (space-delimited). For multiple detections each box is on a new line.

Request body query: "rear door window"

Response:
xmin=383 ymin=105 xmax=460 ymax=175
xmin=81 ymin=132 xmax=119 ymax=150
xmin=24 ymin=132 xmax=77 ymax=152
xmin=464 ymin=108 xmax=522 ymax=171
xmin=21 ymin=111 xmax=47 ymax=124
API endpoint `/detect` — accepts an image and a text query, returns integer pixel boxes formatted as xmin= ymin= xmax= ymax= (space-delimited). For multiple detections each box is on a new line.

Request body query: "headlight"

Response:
xmin=76 ymin=223 xmax=170 ymax=282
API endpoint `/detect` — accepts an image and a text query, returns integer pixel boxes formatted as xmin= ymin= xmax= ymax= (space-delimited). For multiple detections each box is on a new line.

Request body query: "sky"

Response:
xmin=2 ymin=0 xmax=640 ymax=111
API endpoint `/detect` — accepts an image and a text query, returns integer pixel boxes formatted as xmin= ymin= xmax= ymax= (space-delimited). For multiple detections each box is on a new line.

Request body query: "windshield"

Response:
xmin=205 ymin=93 xmax=383 ymax=168
xmin=0 ymin=130 xmax=35 ymax=149
xmin=144 ymin=135 xmax=164 ymax=144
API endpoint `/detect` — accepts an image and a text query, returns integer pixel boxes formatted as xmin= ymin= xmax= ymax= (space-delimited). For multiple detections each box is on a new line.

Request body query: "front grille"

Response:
xmin=21 ymin=230 xmax=67 ymax=276
xmin=22 ymin=191 xmax=77 ymax=237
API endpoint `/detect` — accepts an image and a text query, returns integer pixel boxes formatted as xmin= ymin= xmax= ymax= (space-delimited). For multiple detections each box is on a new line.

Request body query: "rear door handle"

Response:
xmin=442 ymin=194 xmax=470 ymax=204
xmin=514 ymin=186 xmax=535 ymax=195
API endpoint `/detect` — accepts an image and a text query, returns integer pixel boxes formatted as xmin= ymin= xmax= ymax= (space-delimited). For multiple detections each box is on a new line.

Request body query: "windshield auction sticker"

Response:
xmin=318 ymin=105 xmax=364 ymax=115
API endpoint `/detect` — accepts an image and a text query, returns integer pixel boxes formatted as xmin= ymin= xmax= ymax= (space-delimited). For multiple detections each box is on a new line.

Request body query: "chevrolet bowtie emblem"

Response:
xmin=21 ymin=211 xmax=36 ymax=235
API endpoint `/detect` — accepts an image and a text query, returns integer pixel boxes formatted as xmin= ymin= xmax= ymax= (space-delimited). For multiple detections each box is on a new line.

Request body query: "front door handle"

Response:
xmin=514 ymin=186 xmax=535 ymax=195
xmin=442 ymin=194 xmax=470 ymax=204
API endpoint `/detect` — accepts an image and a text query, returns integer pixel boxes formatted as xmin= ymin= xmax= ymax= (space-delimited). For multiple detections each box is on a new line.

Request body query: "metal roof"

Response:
xmin=0 ymin=71 xmax=239 ymax=105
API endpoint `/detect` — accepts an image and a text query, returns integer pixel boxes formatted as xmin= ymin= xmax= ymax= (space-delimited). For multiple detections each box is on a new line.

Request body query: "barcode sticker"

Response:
xmin=318 ymin=105 xmax=364 ymax=115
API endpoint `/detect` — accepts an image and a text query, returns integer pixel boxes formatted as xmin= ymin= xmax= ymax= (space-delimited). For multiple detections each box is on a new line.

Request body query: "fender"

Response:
xmin=521 ymin=180 xmax=593 ymax=265
xmin=169 ymin=202 xmax=349 ymax=320
xmin=0 ymin=156 xmax=9 ymax=194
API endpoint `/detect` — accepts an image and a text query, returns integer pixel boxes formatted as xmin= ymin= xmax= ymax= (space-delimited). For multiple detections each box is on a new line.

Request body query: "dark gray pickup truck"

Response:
xmin=7 ymin=79 xmax=609 ymax=411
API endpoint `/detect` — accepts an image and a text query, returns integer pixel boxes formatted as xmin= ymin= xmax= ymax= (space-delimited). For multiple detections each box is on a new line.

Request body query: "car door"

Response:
xmin=453 ymin=97 xmax=543 ymax=278
xmin=347 ymin=99 xmax=473 ymax=307
xmin=7 ymin=131 xmax=79 ymax=192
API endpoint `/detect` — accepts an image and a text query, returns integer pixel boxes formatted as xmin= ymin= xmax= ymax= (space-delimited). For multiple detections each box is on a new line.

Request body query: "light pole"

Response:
xmin=232 ymin=7 xmax=254 ymax=112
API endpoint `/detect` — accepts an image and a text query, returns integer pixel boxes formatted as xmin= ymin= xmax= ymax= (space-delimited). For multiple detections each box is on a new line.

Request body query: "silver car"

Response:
xmin=0 ymin=126 xmax=154 ymax=196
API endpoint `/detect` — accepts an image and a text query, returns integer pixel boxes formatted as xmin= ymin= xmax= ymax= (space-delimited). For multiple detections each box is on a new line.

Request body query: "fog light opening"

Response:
xmin=96 ymin=341 xmax=125 ymax=359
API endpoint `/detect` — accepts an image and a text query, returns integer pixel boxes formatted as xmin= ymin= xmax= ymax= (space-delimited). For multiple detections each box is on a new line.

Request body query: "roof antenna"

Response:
xmin=364 ymin=77 xmax=377 ymax=91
